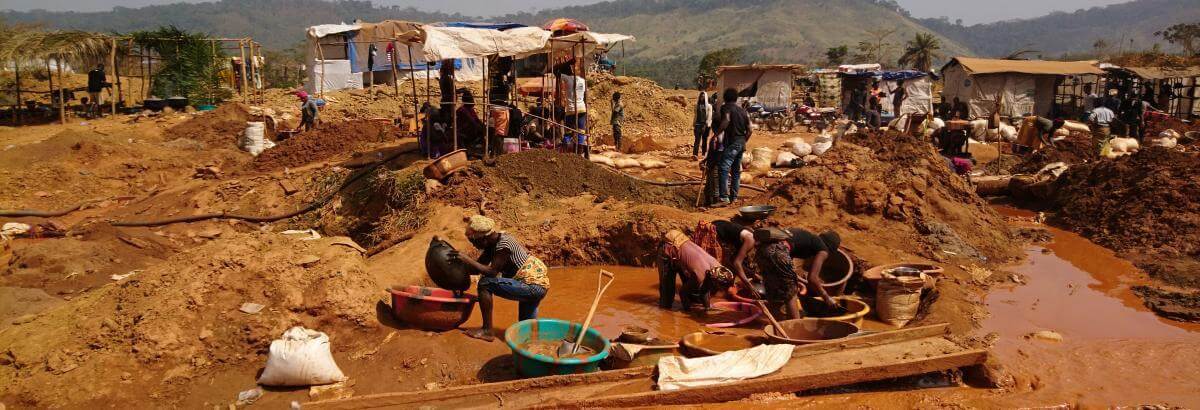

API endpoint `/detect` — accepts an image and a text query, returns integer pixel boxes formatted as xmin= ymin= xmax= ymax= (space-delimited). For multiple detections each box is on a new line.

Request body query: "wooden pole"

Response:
xmin=316 ymin=40 xmax=326 ymax=100
xmin=56 ymin=56 xmax=65 ymax=124
xmin=239 ymin=41 xmax=249 ymax=101
xmin=45 ymin=58 xmax=53 ymax=112
xmin=425 ymin=63 xmax=432 ymax=159
xmin=483 ymin=56 xmax=490 ymax=158
xmin=14 ymin=62 xmax=23 ymax=126
xmin=390 ymin=41 xmax=399 ymax=98
xmin=110 ymin=38 xmax=118 ymax=115
xmin=405 ymin=44 xmax=418 ymax=132
xmin=452 ymin=60 xmax=458 ymax=151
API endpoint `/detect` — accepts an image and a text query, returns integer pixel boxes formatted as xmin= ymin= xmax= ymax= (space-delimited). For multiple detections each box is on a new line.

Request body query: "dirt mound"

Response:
xmin=168 ymin=103 xmax=252 ymax=148
xmin=585 ymin=73 xmax=693 ymax=146
xmin=1050 ymin=147 xmax=1200 ymax=321
xmin=252 ymin=120 xmax=398 ymax=171
xmin=773 ymin=131 xmax=1016 ymax=262
xmin=1012 ymin=133 xmax=1098 ymax=174
xmin=0 ymin=232 xmax=378 ymax=407
xmin=479 ymin=150 xmax=694 ymax=208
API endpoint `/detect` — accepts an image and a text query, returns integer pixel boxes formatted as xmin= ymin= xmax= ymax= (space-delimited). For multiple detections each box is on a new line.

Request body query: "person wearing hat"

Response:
xmin=449 ymin=215 xmax=549 ymax=342
xmin=656 ymin=230 xmax=737 ymax=312
xmin=296 ymin=91 xmax=319 ymax=132
xmin=753 ymin=228 xmax=841 ymax=319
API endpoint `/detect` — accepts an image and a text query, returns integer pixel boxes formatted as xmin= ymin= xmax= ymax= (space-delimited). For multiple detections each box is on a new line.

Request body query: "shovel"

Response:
xmin=736 ymin=274 xmax=791 ymax=340
xmin=559 ymin=269 xmax=616 ymax=357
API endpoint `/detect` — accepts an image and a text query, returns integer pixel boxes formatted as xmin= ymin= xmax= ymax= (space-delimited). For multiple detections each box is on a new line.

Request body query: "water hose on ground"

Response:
xmin=111 ymin=145 xmax=418 ymax=227
xmin=0 ymin=202 xmax=94 ymax=218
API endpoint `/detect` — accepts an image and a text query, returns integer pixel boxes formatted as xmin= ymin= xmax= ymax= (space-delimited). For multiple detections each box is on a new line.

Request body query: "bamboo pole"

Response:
xmin=390 ymin=41 xmax=399 ymax=98
xmin=110 ymin=38 xmax=118 ymax=115
xmin=45 ymin=58 xmax=53 ymax=111
xmin=405 ymin=44 xmax=418 ymax=132
xmin=425 ymin=63 xmax=432 ymax=159
xmin=316 ymin=40 xmax=326 ymax=100
xmin=239 ymin=41 xmax=249 ymax=101
xmin=56 ymin=56 xmax=65 ymax=124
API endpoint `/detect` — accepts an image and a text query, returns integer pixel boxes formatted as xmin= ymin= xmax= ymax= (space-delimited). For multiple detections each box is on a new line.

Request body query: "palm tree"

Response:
xmin=897 ymin=32 xmax=942 ymax=72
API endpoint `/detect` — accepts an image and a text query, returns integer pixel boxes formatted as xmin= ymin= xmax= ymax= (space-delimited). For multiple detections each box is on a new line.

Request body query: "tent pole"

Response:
xmin=110 ymin=37 xmax=118 ymax=115
xmin=239 ymin=41 xmax=249 ymax=101
xmin=57 ymin=56 xmax=66 ymax=124
xmin=425 ymin=63 xmax=432 ymax=159
xmin=621 ymin=42 xmax=625 ymax=77
xmin=45 ymin=58 xmax=53 ymax=114
xmin=317 ymin=40 xmax=326 ymax=100
xmin=405 ymin=44 xmax=418 ymax=133
xmin=390 ymin=41 xmax=399 ymax=98
xmin=483 ymin=56 xmax=490 ymax=158
xmin=452 ymin=61 xmax=458 ymax=151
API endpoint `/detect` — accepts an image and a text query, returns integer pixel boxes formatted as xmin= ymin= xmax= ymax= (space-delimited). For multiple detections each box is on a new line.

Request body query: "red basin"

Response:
xmin=389 ymin=286 xmax=477 ymax=331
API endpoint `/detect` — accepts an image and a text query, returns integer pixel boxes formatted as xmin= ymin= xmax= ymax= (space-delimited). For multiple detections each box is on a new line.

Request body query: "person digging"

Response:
xmin=449 ymin=215 xmax=550 ymax=342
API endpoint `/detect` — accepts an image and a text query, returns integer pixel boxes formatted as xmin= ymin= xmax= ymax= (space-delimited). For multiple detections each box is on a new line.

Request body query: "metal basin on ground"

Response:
xmin=737 ymin=205 xmax=776 ymax=221
xmin=863 ymin=262 xmax=943 ymax=289
xmin=504 ymin=318 xmax=610 ymax=377
xmin=680 ymin=332 xmax=763 ymax=357
xmin=762 ymin=318 xmax=860 ymax=345
xmin=389 ymin=285 xmax=476 ymax=331
xmin=800 ymin=296 xmax=870 ymax=327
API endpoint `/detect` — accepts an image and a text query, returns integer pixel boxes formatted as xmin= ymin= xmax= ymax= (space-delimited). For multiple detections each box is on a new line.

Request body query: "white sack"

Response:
xmin=257 ymin=327 xmax=346 ymax=387
xmin=640 ymin=159 xmax=667 ymax=169
xmin=240 ymin=122 xmax=275 ymax=156
xmin=589 ymin=155 xmax=615 ymax=167
xmin=774 ymin=151 xmax=799 ymax=167
xmin=614 ymin=158 xmax=641 ymax=169
xmin=790 ymin=141 xmax=812 ymax=157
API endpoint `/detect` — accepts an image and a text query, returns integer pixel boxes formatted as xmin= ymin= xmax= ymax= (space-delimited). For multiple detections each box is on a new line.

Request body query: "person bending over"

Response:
xmin=451 ymin=215 xmax=550 ymax=342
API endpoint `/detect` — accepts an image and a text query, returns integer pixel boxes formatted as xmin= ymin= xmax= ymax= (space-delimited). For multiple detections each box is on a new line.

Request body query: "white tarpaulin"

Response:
xmin=656 ymin=344 xmax=794 ymax=390
xmin=539 ymin=32 xmax=636 ymax=59
xmin=421 ymin=26 xmax=552 ymax=60
xmin=306 ymin=24 xmax=360 ymax=39
xmin=880 ymin=77 xmax=933 ymax=116
xmin=306 ymin=59 xmax=362 ymax=94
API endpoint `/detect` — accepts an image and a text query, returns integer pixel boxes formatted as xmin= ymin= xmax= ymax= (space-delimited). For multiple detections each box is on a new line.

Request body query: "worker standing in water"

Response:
xmin=753 ymin=228 xmax=841 ymax=319
xmin=450 ymin=215 xmax=550 ymax=342
xmin=656 ymin=230 xmax=737 ymax=312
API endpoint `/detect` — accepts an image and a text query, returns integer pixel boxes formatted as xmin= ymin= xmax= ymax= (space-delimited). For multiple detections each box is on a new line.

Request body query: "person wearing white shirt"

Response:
xmin=1089 ymin=105 xmax=1115 ymax=153
xmin=557 ymin=63 xmax=588 ymax=156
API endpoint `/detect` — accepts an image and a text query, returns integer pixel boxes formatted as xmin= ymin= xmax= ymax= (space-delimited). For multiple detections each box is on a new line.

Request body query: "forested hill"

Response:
xmin=0 ymin=0 xmax=459 ymax=49
xmin=918 ymin=0 xmax=1200 ymax=58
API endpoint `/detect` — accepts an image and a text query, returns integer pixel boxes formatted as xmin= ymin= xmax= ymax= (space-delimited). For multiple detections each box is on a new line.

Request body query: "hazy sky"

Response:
xmin=0 ymin=0 xmax=1134 ymax=25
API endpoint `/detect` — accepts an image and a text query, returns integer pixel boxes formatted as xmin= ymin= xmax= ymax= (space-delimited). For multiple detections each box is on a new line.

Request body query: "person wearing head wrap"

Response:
xmin=296 ymin=90 xmax=319 ymax=132
xmin=449 ymin=215 xmax=549 ymax=342
xmin=656 ymin=230 xmax=735 ymax=311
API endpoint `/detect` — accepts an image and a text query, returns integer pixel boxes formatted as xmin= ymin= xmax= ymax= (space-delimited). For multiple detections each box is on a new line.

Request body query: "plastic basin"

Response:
xmin=803 ymin=248 xmax=855 ymax=296
xmin=704 ymin=301 xmax=763 ymax=328
xmin=423 ymin=149 xmax=469 ymax=180
xmin=389 ymin=286 xmax=476 ymax=331
xmin=762 ymin=318 xmax=860 ymax=345
xmin=504 ymin=318 xmax=610 ymax=378
xmin=800 ymin=296 xmax=870 ymax=327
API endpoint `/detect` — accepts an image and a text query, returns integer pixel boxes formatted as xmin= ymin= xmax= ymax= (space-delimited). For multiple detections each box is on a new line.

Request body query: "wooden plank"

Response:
xmin=791 ymin=323 xmax=949 ymax=358
xmin=534 ymin=346 xmax=987 ymax=409
xmin=306 ymin=367 xmax=654 ymax=410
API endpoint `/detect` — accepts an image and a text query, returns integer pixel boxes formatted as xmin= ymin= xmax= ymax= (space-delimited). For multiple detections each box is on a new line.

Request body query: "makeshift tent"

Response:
xmin=940 ymin=57 xmax=1103 ymax=119
xmin=879 ymin=70 xmax=934 ymax=116
xmin=304 ymin=20 xmax=483 ymax=94
xmin=1106 ymin=65 xmax=1200 ymax=119
xmin=838 ymin=64 xmax=882 ymax=113
xmin=716 ymin=64 xmax=804 ymax=110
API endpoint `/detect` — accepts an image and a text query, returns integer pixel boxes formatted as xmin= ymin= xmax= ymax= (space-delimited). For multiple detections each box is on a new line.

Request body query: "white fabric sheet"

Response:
xmin=306 ymin=24 xmax=360 ymax=39
xmin=656 ymin=344 xmax=794 ymax=391
xmin=421 ymin=26 xmax=552 ymax=60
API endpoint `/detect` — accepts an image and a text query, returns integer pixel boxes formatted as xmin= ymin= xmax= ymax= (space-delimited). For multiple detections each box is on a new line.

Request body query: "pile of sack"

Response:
xmin=1103 ymin=137 xmax=1140 ymax=159
xmin=1149 ymin=129 xmax=1180 ymax=148
xmin=589 ymin=153 xmax=668 ymax=170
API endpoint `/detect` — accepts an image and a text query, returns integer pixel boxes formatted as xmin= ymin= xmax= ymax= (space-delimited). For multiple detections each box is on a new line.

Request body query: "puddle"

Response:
xmin=462 ymin=266 xmax=746 ymax=341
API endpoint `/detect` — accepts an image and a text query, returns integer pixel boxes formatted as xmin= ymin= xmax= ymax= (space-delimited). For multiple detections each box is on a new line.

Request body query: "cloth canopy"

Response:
xmin=538 ymin=32 xmax=635 ymax=59
xmin=422 ymin=25 xmax=552 ymax=60
xmin=306 ymin=24 xmax=360 ymax=39
xmin=945 ymin=57 xmax=1103 ymax=76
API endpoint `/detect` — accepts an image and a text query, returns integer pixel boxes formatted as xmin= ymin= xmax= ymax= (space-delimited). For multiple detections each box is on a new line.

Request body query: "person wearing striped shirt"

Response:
xmin=451 ymin=215 xmax=550 ymax=342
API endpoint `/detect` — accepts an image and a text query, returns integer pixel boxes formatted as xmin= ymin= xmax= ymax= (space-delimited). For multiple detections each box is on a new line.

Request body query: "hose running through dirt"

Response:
xmin=0 ymin=202 xmax=94 ymax=218
xmin=111 ymin=146 xmax=418 ymax=227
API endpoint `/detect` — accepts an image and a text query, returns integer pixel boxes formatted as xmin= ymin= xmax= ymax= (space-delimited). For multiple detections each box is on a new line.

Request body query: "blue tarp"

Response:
xmin=881 ymin=70 xmax=931 ymax=82
xmin=438 ymin=22 xmax=527 ymax=30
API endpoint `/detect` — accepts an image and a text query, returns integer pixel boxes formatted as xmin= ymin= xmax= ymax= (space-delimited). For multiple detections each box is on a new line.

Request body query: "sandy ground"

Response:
xmin=1 ymin=74 xmax=1198 ymax=408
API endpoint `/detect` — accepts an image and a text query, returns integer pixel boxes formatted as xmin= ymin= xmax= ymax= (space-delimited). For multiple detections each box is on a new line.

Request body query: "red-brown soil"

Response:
xmin=252 ymin=120 xmax=399 ymax=171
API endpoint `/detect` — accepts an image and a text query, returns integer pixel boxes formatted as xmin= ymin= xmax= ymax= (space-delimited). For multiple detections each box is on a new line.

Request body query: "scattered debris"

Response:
xmin=110 ymin=270 xmax=141 ymax=281
xmin=1026 ymin=330 xmax=1064 ymax=342
xmin=235 ymin=387 xmax=263 ymax=406
xmin=238 ymin=302 xmax=265 ymax=315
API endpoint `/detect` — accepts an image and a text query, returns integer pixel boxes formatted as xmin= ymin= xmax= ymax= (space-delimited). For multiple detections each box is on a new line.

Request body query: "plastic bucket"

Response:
xmin=389 ymin=286 xmax=476 ymax=331
xmin=504 ymin=319 xmax=610 ymax=377
xmin=502 ymin=138 xmax=521 ymax=154
xmin=804 ymin=248 xmax=855 ymax=296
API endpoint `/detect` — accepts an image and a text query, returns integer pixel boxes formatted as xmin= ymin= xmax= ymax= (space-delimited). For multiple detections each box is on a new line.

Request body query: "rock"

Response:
xmin=279 ymin=180 xmax=300 ymax=195
xmin=238 ymin=302 xmax=265 ymax=315
xmin=309 ymin=381 xmax=353 ymax=400
xmin=45 ymin=352 xmax=78 ymax=374
xmin=121 ymin=372 xmax=133 ymax=381
xmin=294 ymin=255 xmax=321 ymax=267
xmin=194 ymin=166 xmax=221 ymax=179
xmin=0 ymin=351 xmax=13 ymax=366
xmin=101 ymin=318 xmax=118 ymax=330
xmin=237 ymin=387 xmax=264 ymax=406
xmin=198 ymin=328 xmax=213 ymax=340
xmin=10 ymin=314 xmax=36 ymax=325
xmin=197 ymin=229 xmax=222 ymax=239
xmin=424 ymin=179 xmax=444 ymax=194
xmin=1027 ymin=330 xmax=1063 ymax=342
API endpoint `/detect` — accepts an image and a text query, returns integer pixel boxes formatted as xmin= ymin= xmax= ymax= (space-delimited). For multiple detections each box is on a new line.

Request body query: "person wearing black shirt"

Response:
xmin=786 ymin=228 xmax=841 ymax=307
xmin=87 ymin=64 xmax=107 ymax=117
xmin=711 ymin=220 xmax=756 ymax=283
xmin=713 ymin=88 xmax=752 ymax=205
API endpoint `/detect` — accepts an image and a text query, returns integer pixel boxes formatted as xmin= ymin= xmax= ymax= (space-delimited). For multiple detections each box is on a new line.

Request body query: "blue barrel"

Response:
xmin=503 ymin=318 xmax=610 ymax=377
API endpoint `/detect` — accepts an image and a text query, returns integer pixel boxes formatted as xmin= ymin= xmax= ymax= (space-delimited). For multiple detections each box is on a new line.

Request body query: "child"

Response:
xmin=611 ymin=92 xmax=624 ymax=150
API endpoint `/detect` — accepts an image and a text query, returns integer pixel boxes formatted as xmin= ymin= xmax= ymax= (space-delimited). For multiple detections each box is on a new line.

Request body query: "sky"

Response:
xmin=0 ymin=0 xmax=1133 ymax=25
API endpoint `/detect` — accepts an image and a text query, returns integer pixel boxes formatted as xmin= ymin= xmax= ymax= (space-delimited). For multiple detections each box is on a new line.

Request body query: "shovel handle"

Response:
xmin=572 ymin=270 xmax=615 ymax=354
xmin=736 ymin=273 xmax=790 ymax=340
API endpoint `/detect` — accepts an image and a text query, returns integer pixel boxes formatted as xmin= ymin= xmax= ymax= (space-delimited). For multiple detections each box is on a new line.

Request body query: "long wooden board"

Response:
xmin=306 ymin=324 xmax=982 ymax=410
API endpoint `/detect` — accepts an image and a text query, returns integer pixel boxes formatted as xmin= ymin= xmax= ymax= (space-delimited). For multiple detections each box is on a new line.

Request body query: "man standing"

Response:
xmin=611 ymin=92 xmax=624 ymax=150
xmin=1121 ymin=93 xmax=1147 ymax=142
xmin=87 ymin=64 xmax=107 ymax=118
xmin=558 ymin=63 xmax=588 ymax=156
xmin=847 ymin=85 xmax=867 ymax=122
xmin=714 ymin=88 xmax=751 ymax=206
xmin=692 ymin=91 xmax=712 ymax=158
xmin=1089 ymin=103 xmax=1115 ymax=154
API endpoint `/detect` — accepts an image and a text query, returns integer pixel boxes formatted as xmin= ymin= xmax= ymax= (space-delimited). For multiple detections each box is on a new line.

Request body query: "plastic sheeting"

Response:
xmin=422 ymin=26 xmax=552 ymax=60
xmin=306 ymin=24 xmax=360 ymax=39
xmin=880 ymin=76 xmax=933 ymax=116
xmin=656 ymin=344 xmax=794 ymax=390
xmin=306 ymin=59 xmax=362 ymax=94
xmin=943 ymin=65 xmax=1044 ymax=119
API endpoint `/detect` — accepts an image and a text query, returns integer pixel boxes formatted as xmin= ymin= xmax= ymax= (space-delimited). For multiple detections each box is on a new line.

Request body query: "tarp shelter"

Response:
xmin=837 ymin=64 xmax=882 ymax=114
xmin=940 ymin=57 xmax=1103 ymax=119
xmin=879 ymin=70 xmax=934 ymax=116
xmin=1107 ymin=66 xmax=1200 ymax=119
xmin=716 ymin=64 xmax=805 ymax=110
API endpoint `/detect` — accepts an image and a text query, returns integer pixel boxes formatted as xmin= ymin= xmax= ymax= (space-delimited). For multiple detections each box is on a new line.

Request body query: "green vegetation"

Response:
xmin=825 ymin=46 xmax=849 ymax=66
xmin=898 ymin=32 xmax=941 ymax=72
xmin=1156 ymin=22 xmax=1200 ymax=56
xmin=130 ymin=26 xmax=228 ymax=103
xmin=696 ymin=48 xmax=744 ymax=89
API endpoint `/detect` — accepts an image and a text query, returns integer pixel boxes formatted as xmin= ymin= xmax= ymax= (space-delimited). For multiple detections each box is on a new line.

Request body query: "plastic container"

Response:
xmin=800 ymin=296 xmax=870 ymax=327
xmin=803 ymin=248 xmax=855 ymax=296
xmin=424 ymin=237 xmax=471 ymax=291
xmin=762 ymin=318 xmax=859 ymax=345
xmin=389 ymin=286 xmax=477 ymax=331
xmin=862 ymin=263 xmax=943 ymax=289
xmin=504 ymin=319 xmax=610 ymax=377
xmin=423 ymin=149 xmax=468 ymax=180
xmin=502 ymin=138 xmax=521 ymax=153
xmin=704 ymin=301 xmax=763 ymax=328
xmin=166 ymin=96 xmax=189 ymax=110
